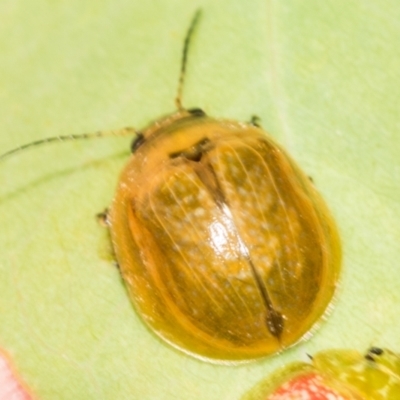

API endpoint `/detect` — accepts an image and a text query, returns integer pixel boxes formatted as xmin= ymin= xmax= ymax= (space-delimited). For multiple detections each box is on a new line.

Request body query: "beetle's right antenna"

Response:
xmin=175 ymin=9 xmax=202 ymax=111
xmin=0 ymin=127 xmax=138 ymax=163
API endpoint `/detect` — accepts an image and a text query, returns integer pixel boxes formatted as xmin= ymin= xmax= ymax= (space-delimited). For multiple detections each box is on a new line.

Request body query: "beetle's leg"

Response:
xmin=96 ymin=208 xmax=110 ymax=227
xmin=250 ymin=115 xmax=261 ymax=127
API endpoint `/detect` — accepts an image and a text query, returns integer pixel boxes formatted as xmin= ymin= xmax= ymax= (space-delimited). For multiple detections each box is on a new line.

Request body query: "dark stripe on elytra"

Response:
xmin=192 ymin=146 xmax=284 ymax=339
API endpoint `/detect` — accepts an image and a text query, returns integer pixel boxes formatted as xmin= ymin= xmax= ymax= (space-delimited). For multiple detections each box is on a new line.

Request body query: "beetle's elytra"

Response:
xmin=109 ymin=108 xmax=341 ymax=362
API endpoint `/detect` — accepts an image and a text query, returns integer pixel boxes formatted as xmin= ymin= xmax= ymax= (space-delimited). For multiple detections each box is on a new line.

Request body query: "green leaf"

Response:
xmin=0 ymin=1 xmax=399 ymax=399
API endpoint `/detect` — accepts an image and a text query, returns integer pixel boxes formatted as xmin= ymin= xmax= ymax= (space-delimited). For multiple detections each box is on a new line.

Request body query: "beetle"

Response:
xmin=241 ymin=347 xmax=400 ymax=399
xmin=1 ymin=10 xmax=341 ymax=363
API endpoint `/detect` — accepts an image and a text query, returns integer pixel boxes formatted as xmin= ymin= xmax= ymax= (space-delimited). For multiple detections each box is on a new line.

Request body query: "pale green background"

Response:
xmin=0 ymin=1 xmax=399 ymax=399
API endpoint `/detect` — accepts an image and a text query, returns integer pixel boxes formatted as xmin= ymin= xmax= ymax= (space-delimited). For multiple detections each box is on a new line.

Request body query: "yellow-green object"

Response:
xmin=242 ymin=348 xmax=400 ymax=399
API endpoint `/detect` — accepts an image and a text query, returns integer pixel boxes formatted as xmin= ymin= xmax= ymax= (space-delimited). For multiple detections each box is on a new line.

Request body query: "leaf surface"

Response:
xmin=0 ymin=1 xmax=399 ymax=399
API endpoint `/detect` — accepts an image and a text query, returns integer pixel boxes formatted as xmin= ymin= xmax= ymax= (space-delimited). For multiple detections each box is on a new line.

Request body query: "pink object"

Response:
xmin=0 ymin=351 xmax=34 ymax=400
xmin=268 ymin=373 xmax=347 ymax=400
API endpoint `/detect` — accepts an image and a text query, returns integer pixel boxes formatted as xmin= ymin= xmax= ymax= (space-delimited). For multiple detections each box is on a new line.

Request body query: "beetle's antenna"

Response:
xmin=0 ymin=127 xmax=138 ymax=163
xmin=175 ymin=9 xmax=202 ymax=111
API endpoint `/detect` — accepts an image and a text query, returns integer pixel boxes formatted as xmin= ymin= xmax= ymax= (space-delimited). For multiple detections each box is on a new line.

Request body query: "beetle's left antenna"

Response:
xmin=0 ymin=127 xmax=138 ymax=163
xmin=175 ymin=9 xmax=202 ymax=111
